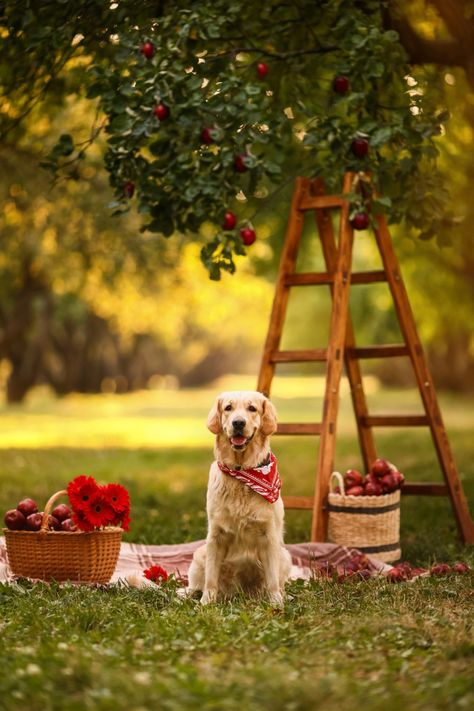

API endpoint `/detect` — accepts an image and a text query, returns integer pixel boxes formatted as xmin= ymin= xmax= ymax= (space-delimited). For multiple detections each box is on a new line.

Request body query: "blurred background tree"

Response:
xmin=0 ymin=0 xmax=473 ymax=402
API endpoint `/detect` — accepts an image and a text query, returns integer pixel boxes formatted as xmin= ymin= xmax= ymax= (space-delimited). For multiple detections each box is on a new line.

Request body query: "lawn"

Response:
xmin=0 ymin=377 xmax=473 ymax=710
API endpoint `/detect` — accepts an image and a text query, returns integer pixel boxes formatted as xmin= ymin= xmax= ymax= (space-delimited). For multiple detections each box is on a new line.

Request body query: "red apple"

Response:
xmin=351 ymin=137 xmax=369 ymax=158
xmin=257 ymin=62 xmax=269 ymax=78
xmin=222 ymin=212 xmax=237 ymax=230
xmin=380 ymin=473 xmax=397 ymax=493
xmin=371 ymin=459 xmax=392 ymax=478
xmin=452 ymin=562 xmax=470 ymax=574
xmin=200 ymin=127 xmax=214 ymax=145
xmin=17 ymin=498 xmax=38 ymax=517
xmin=123 ymin=181 xmax=135 ymax=198
xmin=364 ymin=480 xmax=383 ymax=496
xmin=26 ymin=512 xmax=43 ymax=531
xmin=350 ymin=212 xmax=370 ymax=231
xmin=48 ymin=515 xmax=61 ymax=531
xmin=392 ymin=470 xmax=405 ymax=488
xmin=333 ymin=75 xmax=350 ymax=94
xmin=386 ymin=568 xmax=404 ymax=582
xmin=153 ymin=103 xmax=169 ymax=121
xmin=4 ymin=509 xmax=26 ymax=531
xmin=52 ymin=504 xmax=72 ymax=522
xmin=240 ymin=228 xmax=256 ymax=246
xmin=346 ymin=485 xmax=364 ymax=496
xmin=234 ymin=154 xmax=249 ymax=173
xmin=61 ymin=518 xmax=78 ymax=532
xmin=140 ymin=42 xmax=154 ymax=59
xmin=344 ymin=469 xmax=363 ymax=488
xmin=430 ymin=563 xmax=451 ymax=576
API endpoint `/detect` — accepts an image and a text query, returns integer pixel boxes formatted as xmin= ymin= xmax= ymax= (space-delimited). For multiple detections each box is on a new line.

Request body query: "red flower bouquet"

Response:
xmin=67 ymin=476 xmax=131 ymax=532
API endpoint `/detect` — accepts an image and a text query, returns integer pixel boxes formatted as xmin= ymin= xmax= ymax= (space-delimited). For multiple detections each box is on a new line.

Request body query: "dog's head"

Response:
xmin=207 ymin=391 xmax=277 ymax=452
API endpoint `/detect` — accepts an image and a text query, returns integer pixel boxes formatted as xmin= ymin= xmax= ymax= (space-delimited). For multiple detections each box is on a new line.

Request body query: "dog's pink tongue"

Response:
xmin=231 ymin=435 xmax=247 ymax=446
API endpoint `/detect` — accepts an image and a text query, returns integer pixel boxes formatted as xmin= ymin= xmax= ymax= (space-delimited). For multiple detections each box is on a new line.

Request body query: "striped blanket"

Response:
xmin=0 ymin=536 xmax=391 ymax=585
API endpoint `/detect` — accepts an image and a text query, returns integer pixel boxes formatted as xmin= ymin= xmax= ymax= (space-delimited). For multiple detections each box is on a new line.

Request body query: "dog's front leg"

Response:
xmin=201 ymin=528 xmax=228 ymax=605
xmin=258 ymin=535 xmax=285 ymax=607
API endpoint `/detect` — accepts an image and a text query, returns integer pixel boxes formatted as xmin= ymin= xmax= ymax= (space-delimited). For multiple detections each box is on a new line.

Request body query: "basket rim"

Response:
xmin=3 ymin=527 xmax=123 ymax=536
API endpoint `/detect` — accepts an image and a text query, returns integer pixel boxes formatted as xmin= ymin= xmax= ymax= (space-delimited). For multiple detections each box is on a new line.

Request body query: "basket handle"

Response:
xmin=40 ymin=489 xmax=68 ymax=533
xmin=330 ymin=471 xmax=345 ymax=496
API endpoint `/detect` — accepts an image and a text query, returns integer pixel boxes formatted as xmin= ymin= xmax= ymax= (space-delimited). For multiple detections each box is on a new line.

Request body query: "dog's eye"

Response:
xmin=224 ymin=404 xmax=233 ymax=411
xmin=248 ymin=405 xmax=257 ymax=412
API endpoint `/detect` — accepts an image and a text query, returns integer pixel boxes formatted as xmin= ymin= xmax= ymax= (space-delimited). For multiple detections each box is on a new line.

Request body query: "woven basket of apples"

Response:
xmin=327 ymin=459 xmax=405 ymax=563
xmin=3 ymin=477 xmax=129 ymax=583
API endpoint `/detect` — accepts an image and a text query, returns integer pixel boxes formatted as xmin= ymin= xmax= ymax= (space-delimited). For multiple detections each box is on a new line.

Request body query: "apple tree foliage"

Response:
xmin=0 ymin=0 xmax=450 ymax=279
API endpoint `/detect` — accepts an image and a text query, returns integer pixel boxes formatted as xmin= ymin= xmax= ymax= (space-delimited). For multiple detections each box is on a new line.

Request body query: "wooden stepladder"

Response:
xmin=257 ymin=173 xmax=474 ymax=545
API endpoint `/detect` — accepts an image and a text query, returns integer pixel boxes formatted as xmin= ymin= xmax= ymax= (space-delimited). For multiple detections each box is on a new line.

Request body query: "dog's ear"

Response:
xmin=207 ymin=397 xmax=222 ymax=434
xmin=261 ymin=397 xmax=277 ymax=436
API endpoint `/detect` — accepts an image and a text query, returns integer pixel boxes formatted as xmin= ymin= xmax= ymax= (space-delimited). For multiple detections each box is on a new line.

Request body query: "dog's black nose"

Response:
xmin=232 ymin=418 xmax=246 ymax=431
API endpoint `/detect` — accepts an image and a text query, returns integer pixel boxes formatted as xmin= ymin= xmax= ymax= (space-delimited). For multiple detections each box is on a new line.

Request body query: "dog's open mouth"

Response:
xmin=229 ymin=432 xmax=254 ymax=450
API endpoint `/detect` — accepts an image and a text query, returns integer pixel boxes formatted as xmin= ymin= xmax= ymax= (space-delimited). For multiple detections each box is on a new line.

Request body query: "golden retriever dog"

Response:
xmin=187 ymin=391 xmax=291 ymax=605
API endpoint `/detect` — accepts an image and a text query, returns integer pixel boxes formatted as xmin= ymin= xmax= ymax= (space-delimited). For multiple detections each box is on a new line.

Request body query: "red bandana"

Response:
xmin=218 ymin=452 xmax=281 ymax=503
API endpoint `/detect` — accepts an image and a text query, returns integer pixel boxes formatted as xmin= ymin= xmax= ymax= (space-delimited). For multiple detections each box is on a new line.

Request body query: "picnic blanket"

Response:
xmin=0 ymin=536 xmax=391 ymax=584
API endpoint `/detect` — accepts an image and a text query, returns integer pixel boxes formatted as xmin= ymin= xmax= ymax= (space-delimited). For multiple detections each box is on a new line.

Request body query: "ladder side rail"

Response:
xmin=373 ymin=215 xmax=474 ymax=543
xmin=257 ymin=178 xmax=309 ymax=396
xmin=311 ymin=173 xmax=356 ymax=541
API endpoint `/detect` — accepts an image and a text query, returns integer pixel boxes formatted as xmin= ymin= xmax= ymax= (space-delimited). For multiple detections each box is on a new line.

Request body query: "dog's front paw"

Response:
xmin=200 ymin=588 xmax=218 ymax=605
xmin=268 ymin=591 xmax=284 ymax=608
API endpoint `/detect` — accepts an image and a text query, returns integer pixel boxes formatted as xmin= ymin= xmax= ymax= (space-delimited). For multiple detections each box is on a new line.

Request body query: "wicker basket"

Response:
xmin=327 ymin=472 xmax=401 ymax=563
xmin=3 ymin=490 xmax=122 ymax=583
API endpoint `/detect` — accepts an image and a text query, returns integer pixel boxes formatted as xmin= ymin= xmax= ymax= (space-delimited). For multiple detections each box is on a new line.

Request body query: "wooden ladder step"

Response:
xmin=402 ymin=483 xmax=448 ymax=496
xmin=362 ymin=415 xmax=430 ymax=427
xmin=285 ymin=270 xmax=386 ymax=287
xmin=298 ymin=194 xmax=345 ymax=211
xmin=277 ymin=423 xmax=323 ymax=435
xmin=270 ymin=349 xmax=328 ymax=363
xmin=348 ymin=344 xmax=409 ymax=359
xmin=283 ymin=495 xmax=314 ymax=509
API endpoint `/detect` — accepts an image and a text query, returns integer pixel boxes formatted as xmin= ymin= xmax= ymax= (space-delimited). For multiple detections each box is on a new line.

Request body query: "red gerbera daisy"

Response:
xmin=102 ymin=483 xmax=130 ymax=514
xmin=67 ymin=475 xmax=99 ymax=511
xmin=72 ymin=507 xmax=95 ymax=532
xmin=81 ymin=491 xmax=116 ymax=528
xmin=119 ymin=511 xmax=131 ymax=532
xmin=143 ymin=565 xmax=168 ymax=584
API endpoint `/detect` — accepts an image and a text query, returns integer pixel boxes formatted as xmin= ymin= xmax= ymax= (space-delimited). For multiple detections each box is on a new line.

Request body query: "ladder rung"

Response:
xmin=362 ymin=415 xmax=429 ymax=427
xmin=283 ymin=495 xmax=314 ymax=509
xmin=401 ymin=483 xmax=448 ymax=496
xmin=284 ymin=270 xmax=387 ymax=287
xmin=277 ymin=423 xmax=322 ymax=435
xmin=299 ymin=195 xmax=345 ymax=211
xmin=285 ymin=272 xmax=333 ymax=286
xmin=270 ymin=349 xmax=328 ymax=363
xmin=349 ymin=344 xmax=409 ymax=359
xmin=351 ymin=270 xmax=387 ymax=284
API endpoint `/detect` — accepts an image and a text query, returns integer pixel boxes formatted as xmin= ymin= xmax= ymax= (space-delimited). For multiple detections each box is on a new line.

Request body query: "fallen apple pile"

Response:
xmin=4 ymin=498 xmax=76 ymax=532
xmin=337 ymin=458 xmax=405 ymax=496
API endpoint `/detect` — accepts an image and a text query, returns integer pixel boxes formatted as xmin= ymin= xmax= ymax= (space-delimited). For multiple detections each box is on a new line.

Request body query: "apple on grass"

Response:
xmin=4 ymin=509 xmax=26 ymax=530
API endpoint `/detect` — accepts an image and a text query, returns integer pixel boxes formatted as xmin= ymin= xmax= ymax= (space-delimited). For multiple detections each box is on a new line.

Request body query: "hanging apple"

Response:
xmin=234 ymin=154 xmax=249 ymax=173
xmin=222 ymin=212 xmax=237 ymax=230
xmin=333 ymin=75 xmax=350 ymax=94
xmin=153 ymin=103 xmax=169 ymax=121
xmin=350 ymin=212 xmax=370 ymax=230
xmin=140 ymin=42 xmax=154 ymax=59
xmin=123 ymin=181 xmax=135 ymax=198
xmin=201 ymin=127 xmax=214 ymax=145
xmin=240 ymin=227 xmax=256 ymax=246
xmin=351 ymin=138 xmax=369 ymax=158
xmin=257 ymin=62 xmax=269 ymax=78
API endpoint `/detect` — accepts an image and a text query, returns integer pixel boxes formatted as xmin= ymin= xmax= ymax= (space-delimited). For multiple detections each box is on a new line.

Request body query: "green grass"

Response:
xmin=0 ymin=380 xmax=473 ymax=710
